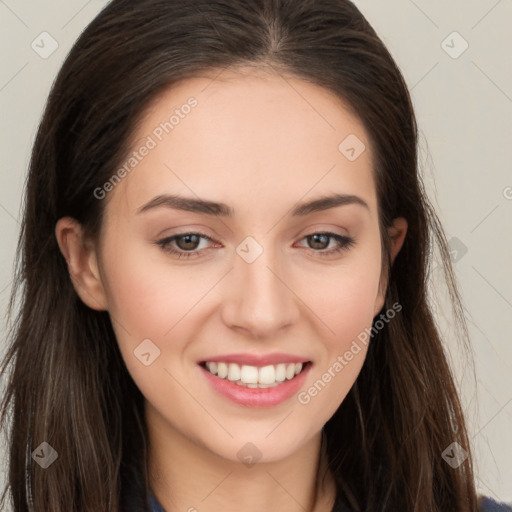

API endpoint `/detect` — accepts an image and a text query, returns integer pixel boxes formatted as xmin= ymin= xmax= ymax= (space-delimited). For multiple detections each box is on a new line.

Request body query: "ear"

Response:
xmin=55 ymin=217 xmax=108 ymax=311
xmin=373 ymin=217 xmax=407 ymax=316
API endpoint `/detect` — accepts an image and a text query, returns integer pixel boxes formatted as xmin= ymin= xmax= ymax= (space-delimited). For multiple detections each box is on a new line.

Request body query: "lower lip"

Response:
xmin=199 ymin=363 xmax=312 ymax=408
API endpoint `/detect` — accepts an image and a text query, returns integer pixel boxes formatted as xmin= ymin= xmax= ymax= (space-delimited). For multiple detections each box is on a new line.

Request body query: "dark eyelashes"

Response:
xmin=155 ymin=233 xmax=219 ymax=259
xmin=155 ymin=231 xmax=356 ymax=260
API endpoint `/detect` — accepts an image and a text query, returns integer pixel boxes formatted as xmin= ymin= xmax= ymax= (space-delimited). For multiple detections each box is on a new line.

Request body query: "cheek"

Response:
xmin=99 ymin=232 xmax=204 ymax=335
xmin=97 ymin=236 xmax=171 ymax=368
xmin=293 ymin=266 xmax=379 ymax=418
xmin=298 ymin=254 xmax=382 ymax=343
xmin=98 ymin=235 xmax=220 ymax=386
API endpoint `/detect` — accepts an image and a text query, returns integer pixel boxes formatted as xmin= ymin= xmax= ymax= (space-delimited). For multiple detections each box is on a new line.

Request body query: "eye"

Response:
xmin=155 ymin=231 xmax=355 ymax=259
xmin=156 ymin=232 xmax=218 ymax=259
xmin=296 ymin=232 xmax=355 ymax=257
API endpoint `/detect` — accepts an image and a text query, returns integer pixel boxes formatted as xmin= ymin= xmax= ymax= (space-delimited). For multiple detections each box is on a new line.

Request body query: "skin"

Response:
xmin=56 ymin=66 xmax=407 ymax=512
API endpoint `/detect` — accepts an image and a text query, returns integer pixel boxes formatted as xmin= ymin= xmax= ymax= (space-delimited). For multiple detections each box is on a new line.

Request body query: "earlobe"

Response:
xmin=54 ymin=217 xmax=108 ymax=311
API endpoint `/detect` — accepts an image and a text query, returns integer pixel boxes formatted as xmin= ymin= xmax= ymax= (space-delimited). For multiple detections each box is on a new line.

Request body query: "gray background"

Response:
xmin=0 ymin=0 xmax=511 ymax=506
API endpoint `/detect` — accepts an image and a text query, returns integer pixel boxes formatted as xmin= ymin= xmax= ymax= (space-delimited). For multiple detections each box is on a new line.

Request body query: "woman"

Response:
xmin=1 ymin=0 xmax=509 ymax=511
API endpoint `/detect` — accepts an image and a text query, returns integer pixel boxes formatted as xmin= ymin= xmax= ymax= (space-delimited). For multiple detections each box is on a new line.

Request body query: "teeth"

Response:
xmin=217 ymin=362 xmax=228 ymax=379
xmin=275 ymin=363 xmax=286 ymax=382
xmin=258 ymin=365 xmax=275 ymax=384
xmin=204 ymin=361 xmax=305 ymax=387
xmin=227 ymin=363 xmax=241 ymax=381
xmin=240 ymin=365 xmax=259 ymax=384
xmin=285 ymin=363 xmax=295 ymax=380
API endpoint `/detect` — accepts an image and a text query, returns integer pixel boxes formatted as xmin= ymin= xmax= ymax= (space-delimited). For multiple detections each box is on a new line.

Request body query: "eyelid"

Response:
xmin=155 ymin=229 xmax=355 ymax=259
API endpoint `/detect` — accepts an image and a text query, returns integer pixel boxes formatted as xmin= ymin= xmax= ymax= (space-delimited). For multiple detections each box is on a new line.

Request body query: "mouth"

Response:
xmin=199 ymin=360 xmax=313 ymax=389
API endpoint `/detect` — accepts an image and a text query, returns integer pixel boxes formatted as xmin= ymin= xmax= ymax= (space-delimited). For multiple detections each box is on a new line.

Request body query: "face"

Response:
xmin=59 ymin=67 xmax=405 ymax=464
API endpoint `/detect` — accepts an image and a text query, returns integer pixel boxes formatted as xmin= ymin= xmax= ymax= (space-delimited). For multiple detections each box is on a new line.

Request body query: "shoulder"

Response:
xmin=149 ymin=493 xmax=512 ymax=512
xmin=478 ymin=495 xmax=512 ymax=511
xmin=329 ymin=495 xmax=512 ymax=512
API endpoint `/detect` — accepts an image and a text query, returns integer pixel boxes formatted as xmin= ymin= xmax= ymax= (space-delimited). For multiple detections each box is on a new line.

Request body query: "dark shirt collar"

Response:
xmin=149 ymin=492 xmax=512 ymax=511
xmin=149 ymin=493 xmax=166 ymax=512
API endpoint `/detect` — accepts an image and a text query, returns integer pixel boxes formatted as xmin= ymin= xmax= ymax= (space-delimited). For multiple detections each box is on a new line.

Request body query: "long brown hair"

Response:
xmin=1 ymin=0 xmax=477 ymax=510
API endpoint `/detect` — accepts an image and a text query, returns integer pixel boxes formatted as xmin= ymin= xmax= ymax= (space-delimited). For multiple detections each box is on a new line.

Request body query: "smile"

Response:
xmin=200 ymin=361 xmax=310 ymax=388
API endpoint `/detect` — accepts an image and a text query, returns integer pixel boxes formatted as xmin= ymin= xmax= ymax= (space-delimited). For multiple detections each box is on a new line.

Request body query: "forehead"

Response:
xmin=109 ymin=67 xmax=377 ymax=218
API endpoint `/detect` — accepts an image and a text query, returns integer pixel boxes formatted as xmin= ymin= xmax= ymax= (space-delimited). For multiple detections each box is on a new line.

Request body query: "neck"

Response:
xmin=146 ymin=402 xmax=336 ymax=512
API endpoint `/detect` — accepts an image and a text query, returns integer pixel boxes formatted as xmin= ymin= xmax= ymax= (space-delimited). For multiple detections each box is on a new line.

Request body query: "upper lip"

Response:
xmin=199 ymin=353 xmax=311 ymax=367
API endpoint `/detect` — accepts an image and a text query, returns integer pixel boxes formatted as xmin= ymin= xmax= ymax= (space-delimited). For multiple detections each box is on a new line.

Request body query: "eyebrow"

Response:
xmin=137 ymin=192 xmax=369 ymax=217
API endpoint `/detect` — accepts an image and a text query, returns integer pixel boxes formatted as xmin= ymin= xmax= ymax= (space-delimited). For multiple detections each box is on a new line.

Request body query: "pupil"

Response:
xmin=179 ymin=234 xmax=199 ymax=250
xmin=310 ymin=234 xmax=327 ymax=249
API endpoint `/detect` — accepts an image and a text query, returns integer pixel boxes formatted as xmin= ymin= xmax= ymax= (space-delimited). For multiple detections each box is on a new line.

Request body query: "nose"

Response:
xmin=220 ymin=241 xmax=300 ymax=339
